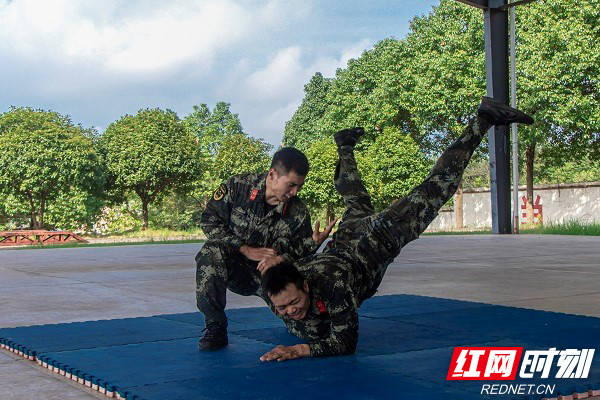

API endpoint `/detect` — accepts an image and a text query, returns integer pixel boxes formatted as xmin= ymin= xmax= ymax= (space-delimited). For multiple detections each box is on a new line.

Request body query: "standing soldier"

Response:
xmin=196 ymin=147 xmax=336 ymax=350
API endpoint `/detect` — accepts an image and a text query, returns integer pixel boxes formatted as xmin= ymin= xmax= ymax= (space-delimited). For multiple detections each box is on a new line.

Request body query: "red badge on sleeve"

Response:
xmin=316 ymin=300 xmax=327 ymax=314
xmin=249 ymin=189 xmax=259 ymax=201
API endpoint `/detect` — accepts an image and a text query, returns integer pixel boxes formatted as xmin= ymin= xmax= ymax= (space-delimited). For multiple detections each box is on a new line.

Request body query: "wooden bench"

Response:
xmin=0 ymin=230 xmax=88 ymax=246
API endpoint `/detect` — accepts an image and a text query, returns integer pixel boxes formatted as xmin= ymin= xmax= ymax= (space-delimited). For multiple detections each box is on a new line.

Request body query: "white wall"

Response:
xmin=426 ymin=181 xmax=600 ymax=231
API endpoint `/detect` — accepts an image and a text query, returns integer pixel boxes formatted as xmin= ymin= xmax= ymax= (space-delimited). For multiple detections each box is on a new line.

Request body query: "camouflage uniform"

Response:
xmin=269 ymin=117 xmax=492 ymax=357
xmin=196 ymin=173 xmax=318 ymax=326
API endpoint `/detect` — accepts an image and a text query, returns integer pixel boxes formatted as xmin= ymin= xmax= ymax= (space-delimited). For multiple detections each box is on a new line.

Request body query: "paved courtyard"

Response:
xmin=1 ymin=234 xmax=599 ymax=399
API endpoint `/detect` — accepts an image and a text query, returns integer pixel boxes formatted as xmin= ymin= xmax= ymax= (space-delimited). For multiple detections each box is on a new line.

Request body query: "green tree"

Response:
xmin=516 ymin=0 xmax=600 ymax=220
xmin=0 ymin=107 xmax=103 ymax=230
xmin=359 ymin=127 xmax=431 ymax=210
xmin=287 ymin=0 xmax=599 ymax=228
xmin=146 ymin=133 xmax=271 ymax=233
xmin=284 ymin=39 xmax=417 ymax=154
xmin=535 ymin=156 xmax=600 ymax=185
xmin=195 ymin=133 xmax=273 ymax=205
xmin=300 ymin=138 xmax=342 ymax=223
xmin=0 ymin=193 xmax=30 ymax=230
xmin=321 ymin=38 xmax=416 ymax=147
xmin=183 ymin=102 xmax=248 ymax=203
xmin=101 ymin=108 xmax=201 ymax=230
xmin=300 ymin=129 xmax=430 ymax=220
xmin=283 ymin=73 xmax=333 ymax=151
xmin=399 ymin=0 xmax=486 ymax=154
xmin=183 ymin=102 xmax=244 ymax=156
xmin=44 ymin=188 xmax=105 ymax=231
xmin=212 ymin=134 xmax=272 ymax=182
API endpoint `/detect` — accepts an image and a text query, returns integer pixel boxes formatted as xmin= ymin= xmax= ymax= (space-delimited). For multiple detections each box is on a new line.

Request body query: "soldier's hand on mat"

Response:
xmin=257 ymin=255 xmax=284 ymax=274
xmin=312 ymin=218 xmax=338 ymax=245
xmin=259 ymin=344 xmax=310 ymax=362
xmin=240 ymin=245 xmax=277 ymax=261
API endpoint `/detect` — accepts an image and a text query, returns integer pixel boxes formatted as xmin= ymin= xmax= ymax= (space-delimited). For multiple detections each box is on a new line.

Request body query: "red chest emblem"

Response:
xmin=316 ymin=300 xmax=327 ymax=314
xmin=249 ymin=189 xmax=259 ymax=201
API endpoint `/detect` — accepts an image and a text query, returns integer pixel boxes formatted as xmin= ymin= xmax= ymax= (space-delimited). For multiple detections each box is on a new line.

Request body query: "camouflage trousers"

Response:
xmin=195 ymin=241 xmax=265 ymax=326
xmin=328 ymin=117 xmax=492 ymax=296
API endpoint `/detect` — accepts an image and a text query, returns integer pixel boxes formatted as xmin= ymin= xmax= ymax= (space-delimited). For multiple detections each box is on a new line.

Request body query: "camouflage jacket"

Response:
xmin=269 ymin=251 xmax=369 ymax=357
xmin=200 ymin=173 xmax=318 ymax=262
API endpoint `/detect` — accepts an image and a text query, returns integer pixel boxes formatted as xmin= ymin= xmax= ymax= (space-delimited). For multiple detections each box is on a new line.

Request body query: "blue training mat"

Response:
xmin=1 ymin=294 xmax=598 ymax=400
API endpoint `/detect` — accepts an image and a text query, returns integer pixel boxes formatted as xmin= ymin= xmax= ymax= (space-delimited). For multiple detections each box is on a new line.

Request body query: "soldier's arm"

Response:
xmin=199 ymin=178 xmax=244 ymax=251
xmin=308 ymin=287 xmax=359 ymax=357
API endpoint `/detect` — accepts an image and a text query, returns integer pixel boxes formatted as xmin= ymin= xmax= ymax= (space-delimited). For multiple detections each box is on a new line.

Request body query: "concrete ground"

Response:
xmin=0 ymin=234 xmax=599 ymax=399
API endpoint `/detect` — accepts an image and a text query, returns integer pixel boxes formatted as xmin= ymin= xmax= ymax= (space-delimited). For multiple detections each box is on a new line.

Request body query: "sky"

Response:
xmin=0 ymin=0 xmax=440 ymax=146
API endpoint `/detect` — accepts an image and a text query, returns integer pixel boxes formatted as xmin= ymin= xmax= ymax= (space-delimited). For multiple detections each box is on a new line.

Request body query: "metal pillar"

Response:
xmin=455 ymin=0 xmax=539 ymax=234
xmin=484 ymin=0 xmax=511 ymax=234
xmin=510 ymin=2 xmax=520 ymax=234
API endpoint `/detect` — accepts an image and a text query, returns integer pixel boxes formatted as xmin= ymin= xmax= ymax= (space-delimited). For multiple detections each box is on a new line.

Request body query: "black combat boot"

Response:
xmin=334 ymin=127 xmax=365 ymax=148
xmin=198 ymin=322 xmax=228 ymax=351
xmin=478 ymin=96 xmax=534 ymax=125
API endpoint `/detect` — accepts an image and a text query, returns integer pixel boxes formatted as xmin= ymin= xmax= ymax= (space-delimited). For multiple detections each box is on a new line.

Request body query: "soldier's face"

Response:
xmin=266 ymin=168 xmax=305 ymax=205
xmin=270 ymin=282 xmax=310 ymax=321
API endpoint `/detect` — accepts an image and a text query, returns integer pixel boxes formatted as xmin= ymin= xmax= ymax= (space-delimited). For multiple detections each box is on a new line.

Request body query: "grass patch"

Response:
xmin=520 ymin=220 xmax=600 ymax=236
xmin=423 ymin=229 xmax=492 ymax=236
xmin=423 ymin=220 xmax=600 ymax=236
xmin=86 ymin=228 xmax=205 ymax=240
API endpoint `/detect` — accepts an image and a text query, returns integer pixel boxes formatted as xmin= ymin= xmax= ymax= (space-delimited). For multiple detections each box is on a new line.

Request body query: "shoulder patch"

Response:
xmin=316 ymin=300 xmax=327 ymax=314
xmin=249 ymin=188 xmax=259 ymax=201
xmin=213 ymin=184 xmax=227 ymax=201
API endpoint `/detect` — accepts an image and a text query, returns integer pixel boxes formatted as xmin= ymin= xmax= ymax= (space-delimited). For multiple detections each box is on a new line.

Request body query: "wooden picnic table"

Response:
xmin=0 ymin=230 xmax=88 ymax=246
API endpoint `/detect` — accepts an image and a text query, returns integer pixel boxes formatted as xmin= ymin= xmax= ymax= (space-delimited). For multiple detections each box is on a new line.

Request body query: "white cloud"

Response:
xmin=0 ymin=0 xmax=383 ymax=146
xmin=242 ymin=38 xmax=371 ymax=102
xmin=245 ymin=46 xmax=304 ymax=100
xmin=235 ymin=38 xmax=374 ymax=144
xmin=0 ymin=0 xmax=289 ymax=73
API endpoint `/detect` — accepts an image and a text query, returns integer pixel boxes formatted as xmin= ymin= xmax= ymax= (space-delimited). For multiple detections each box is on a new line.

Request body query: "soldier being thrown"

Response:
xmin=196 ymin=147 xmax=336 ymax=350
xmin=259 ymin=97 xmax=534 ymax=362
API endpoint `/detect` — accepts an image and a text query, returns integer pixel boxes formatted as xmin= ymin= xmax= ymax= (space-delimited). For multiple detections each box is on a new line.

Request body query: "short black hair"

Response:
xmin=270 ymin=147 xmax=309 ymax=177
xmin=261 ymin=262 xmax=305 ymax=297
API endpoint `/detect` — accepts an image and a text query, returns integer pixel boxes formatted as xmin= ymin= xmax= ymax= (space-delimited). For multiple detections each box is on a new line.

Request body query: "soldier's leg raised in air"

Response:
xmin=334 ymin=127 xmax=375 ymax=220
xmin=329 ymin=128 xmax=375 ymax=250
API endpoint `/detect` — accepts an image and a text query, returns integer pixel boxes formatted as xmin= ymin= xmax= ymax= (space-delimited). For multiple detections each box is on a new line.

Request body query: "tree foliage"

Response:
xmin=213 ymin=134 xmax=272 ymax=181
xmin=515 ymin=0 xmax=600 ymax=217
xmin=300 ymin=138 xmax=342 ymax=222
xmin=0 ymin=107 xmax=104 ymax=230
xmin=358 ymin=127 xmax=431 ymax=210
xmin=399 ymin=0 xmax=485 ymax=154
xmin=183 ymin=102 xmax=244 ymax=154
xmin=283 ymin=73 xmax=333 ymax=151
xmin=195 ymin=132 xmax=273 ymax=205
xmin=101 ymin=108 xmax=201 ymax=229
xmin=300 ymin=129 xmax=430 ymax=221
xmin=517 ymin=0 xmax=600 ymax=157
xmin=182 ymin=102 xmax=272 ymax=205
xmin=322 ymin=39 xmax=413 ymax=147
